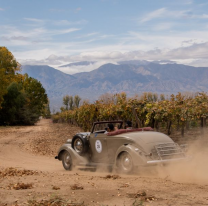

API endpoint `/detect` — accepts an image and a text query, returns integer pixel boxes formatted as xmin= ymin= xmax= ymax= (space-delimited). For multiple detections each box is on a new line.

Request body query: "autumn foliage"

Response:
xmin=53 ymin=92 xmax=208 ymax=136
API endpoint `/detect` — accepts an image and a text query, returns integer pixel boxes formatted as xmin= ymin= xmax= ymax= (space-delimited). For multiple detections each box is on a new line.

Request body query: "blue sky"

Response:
xmin=1 ymin=0 xmax=208 ymax=73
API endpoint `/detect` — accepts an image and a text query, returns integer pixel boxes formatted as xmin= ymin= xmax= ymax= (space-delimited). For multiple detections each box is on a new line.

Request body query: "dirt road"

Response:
xmin=0 ymin=119 xmax=208 ymax=206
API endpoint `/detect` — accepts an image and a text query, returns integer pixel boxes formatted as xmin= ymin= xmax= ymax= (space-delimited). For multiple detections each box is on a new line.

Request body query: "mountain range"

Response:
xmin=21 ymin=61 xmax=208 ymax=111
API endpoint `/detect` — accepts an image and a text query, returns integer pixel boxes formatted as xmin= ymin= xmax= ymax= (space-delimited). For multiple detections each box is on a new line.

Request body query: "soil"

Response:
xmin=0 ymin=119 xmax=208 ymax=206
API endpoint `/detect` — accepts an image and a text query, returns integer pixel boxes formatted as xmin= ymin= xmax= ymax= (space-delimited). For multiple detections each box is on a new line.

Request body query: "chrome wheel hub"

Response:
xmin=121 ymin=153 xmax=132 ymax=171
xmin=64 ymin=154 xmax=71 ymax=167
xmin=74 ymin=139 xmax=83 ymax=153
xmin=123 ymin=157 xmax=130 ymax=167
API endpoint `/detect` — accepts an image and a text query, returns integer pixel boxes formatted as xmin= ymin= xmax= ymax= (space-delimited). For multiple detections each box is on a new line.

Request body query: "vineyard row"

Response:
xmin=52 ymin=92 xmax=208 ymax=136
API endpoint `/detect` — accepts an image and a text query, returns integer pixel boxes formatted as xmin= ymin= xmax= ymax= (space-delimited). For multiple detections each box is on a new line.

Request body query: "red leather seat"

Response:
xmin=107 ymin=127 xmax=154 ymax=136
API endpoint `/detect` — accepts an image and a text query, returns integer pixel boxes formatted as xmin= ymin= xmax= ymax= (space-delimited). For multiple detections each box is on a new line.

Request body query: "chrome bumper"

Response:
xmin=147 ymin=156 xmax=192 ymax=165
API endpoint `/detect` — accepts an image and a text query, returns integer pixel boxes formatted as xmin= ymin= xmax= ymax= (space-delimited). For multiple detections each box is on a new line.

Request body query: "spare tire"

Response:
xmin=72 ymin=134 xmax=89 ymax=155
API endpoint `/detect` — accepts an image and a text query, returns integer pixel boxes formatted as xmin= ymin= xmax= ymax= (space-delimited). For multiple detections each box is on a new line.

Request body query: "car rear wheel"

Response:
xmin=62 ymin=151 xmax=73 ymax=170
xmin=117 ymin=152 xmax=134 ymax=174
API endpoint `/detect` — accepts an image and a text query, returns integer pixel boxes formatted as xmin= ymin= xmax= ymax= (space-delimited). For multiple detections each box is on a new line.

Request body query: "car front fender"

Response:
xmin=55 ymin=144 xmax=88 ymax=165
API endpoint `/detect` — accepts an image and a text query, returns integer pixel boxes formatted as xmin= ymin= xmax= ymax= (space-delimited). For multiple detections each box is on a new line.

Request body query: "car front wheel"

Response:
xmin=62 ymin=151 xmax=73 ymax=170
xmin=117 ymin=152 xmax=134 ymax=174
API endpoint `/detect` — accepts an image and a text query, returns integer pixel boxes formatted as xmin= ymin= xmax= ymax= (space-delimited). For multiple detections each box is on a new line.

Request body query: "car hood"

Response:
xmin=120 ymin=131 xmax=174 ymax=153
xmin=77 ymin=132 xmax=91 ymax=137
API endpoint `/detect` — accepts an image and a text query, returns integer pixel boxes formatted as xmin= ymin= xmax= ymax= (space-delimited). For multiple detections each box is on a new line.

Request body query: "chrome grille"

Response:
xmin=155 ymin=143 xmax=185 ymax=160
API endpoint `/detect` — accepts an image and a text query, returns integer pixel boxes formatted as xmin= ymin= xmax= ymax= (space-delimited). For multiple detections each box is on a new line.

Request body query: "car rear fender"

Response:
xmin=57 ymin=144 xmax=88 ymax=165
xmin=115 ymin=144 xmax=147 ymax=166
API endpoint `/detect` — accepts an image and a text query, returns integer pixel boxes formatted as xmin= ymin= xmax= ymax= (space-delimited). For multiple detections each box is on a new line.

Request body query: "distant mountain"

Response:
xmin=59 ymin=61 xmax=96 ymax=67
xmin=21 ymin=65 xmax=76 ymax=110
xmin=21 ymin=63 xmax=208 ymax=111
xmin=118 ymin=60 xmax=151 ymax=65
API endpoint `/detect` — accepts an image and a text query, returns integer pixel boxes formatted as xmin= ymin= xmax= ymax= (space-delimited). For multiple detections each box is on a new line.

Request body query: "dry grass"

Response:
xmin=52 ymin=186 xmax=60 ymax=190
xmin=70 ymin=184 xmax=84 ymax=190
xmin=127 ymin=191 xmax=147 ymax=198
xmin=103 ymin=174 xmax=120 ymax=180
xmin=7 ymin=182 xmax=33 ymax=190
xmin=127 ymin=191 xmax=157 ymax=202
xmin=28 ymin=196 xmax=85 ymax=206
xmin=0 ymin=167 xmax=39 ymax=178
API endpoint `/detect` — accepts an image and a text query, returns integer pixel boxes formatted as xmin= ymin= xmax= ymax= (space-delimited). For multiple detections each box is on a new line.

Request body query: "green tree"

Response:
xmin=0 ymin=47 xmax=21 ymax=108
xmin=63 ymin=95 xmax=70 ymax=110
xmin=0 ymin=82 xmax=25 ymax=125
xmin=160 ymin=94 xmax=165 ymax=101
xmin=69 ymin=96 xmax=74 ymax=110
xmin=42 ymin=99 xmax=51 ymax=119
xmin=0 ymin=76 xmax=49 ymax=125
xmin=74 ymin=95 xmax=81 ymax=108
xmin=0 ymin=48 xmax=48 ymax=125
xmin=22 ymin=74 xmax=48 ymax=114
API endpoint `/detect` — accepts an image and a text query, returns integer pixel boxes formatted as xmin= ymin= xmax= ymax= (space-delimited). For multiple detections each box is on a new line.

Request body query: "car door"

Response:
xmin=89 ymin=133 xmax=109 ymax=163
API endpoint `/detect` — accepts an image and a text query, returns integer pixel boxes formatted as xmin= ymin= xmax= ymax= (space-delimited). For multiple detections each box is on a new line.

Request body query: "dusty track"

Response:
xmin=0 ymin=132 xmax=60 ymax=172
xmin=0 ymin=119 xmax=208 ymax=206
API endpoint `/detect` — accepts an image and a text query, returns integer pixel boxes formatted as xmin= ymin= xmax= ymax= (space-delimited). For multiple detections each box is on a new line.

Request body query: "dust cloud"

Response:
xmin=141 ymin=132 xmax=208 ymax=185
xmin=162 ymin=138 xmax=208 ymax=185
xmin=110 ymin=131 xmax=208 ymax=185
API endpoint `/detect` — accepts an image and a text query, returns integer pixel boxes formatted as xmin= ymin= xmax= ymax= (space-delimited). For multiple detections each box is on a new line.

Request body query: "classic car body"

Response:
xmin=55 ymin=121 xmax=188 ymax=173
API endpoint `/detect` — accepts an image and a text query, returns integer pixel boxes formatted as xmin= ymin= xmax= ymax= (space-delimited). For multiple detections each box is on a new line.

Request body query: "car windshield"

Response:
xmin=93 ymin=121 xmax=123 ymax=133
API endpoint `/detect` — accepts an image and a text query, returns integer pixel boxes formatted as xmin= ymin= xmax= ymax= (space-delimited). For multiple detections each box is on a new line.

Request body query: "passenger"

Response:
xmin=105 ymin=123 xmax=115 ymax=133
xmin=125 ymin=120 xmax=133 ymax=129
xmin=114 ymin=123 xmax=119 ymax=131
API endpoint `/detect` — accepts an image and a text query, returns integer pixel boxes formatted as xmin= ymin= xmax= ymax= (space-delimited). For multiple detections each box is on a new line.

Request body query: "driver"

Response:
xmin=105 ymin=123 xmax=115 ymax=133
xmin=125 ymin=120 xmax=133 ymax=129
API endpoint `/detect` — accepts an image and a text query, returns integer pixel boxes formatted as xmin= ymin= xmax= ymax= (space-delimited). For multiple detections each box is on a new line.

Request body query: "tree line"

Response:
xmin=60 ymin=95 xmax=81 ymax=111
xmin=0 ymin=47 xmax=50 ymax=125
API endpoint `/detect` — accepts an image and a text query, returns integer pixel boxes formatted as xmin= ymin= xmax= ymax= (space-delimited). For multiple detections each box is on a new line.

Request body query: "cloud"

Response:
xmin=3 ymin=10 xmax=208 ymax=70
xmin=188 ymin=59 xmax=208 ymax=67
xmin=23 ymin=18 xmax=87 ymax=28
xmin=75 ymin=7 xmax=82 ymax=13
xmin=75 ymin=32 xmax=99 ymax=39
xmin=24 ymin=18 xmax=45 ymax=23
xmin=139 ymin=8 xmax=206 ymax=23
xmin=184 ymin=0 xmax=193 ymax=5
xmin=53 ymin=19 xmax=87 ymax=26
xmin=140 ymin=8 xmax=167 ymax=23
xmin=56 ymin=61 xmax=112 ymax=74
xmin=167 ymin=42 xmax=208 ymax=59
xmin=182 ymin=13 xmax=208 ymax=19
xmin=18 ymin=42 xmax=208 ymax=70
xmin=199 ymin=2 xmax=208 ymax=7
xmin=152 ymin=22 xmax=173 ymax=31
xmin=0 ymin=24 xmax=81 ymax=46
xmin=1 ymin=36 xmax=29 ymax=41
xmin=181 ymin=39 xmax=197 ymax=47
xmin=20 ymin=54 xmax=63 ymax=65
xmin=48 ymin=28 xmax=81 ymax=36
xmin=202 ymin=14 xmax=208 ymax=19
xmin=0 ymin=8 xmax=4 ymax=11
xmin=23 ymin=18 xmax=47 ymax=27
xmin=49 ymin=8 xmax=66 ymax=13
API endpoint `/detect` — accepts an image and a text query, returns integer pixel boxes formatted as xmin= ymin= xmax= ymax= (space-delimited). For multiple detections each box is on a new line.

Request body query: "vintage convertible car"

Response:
xmin=55 ymin=121 xmax=188 ymax=173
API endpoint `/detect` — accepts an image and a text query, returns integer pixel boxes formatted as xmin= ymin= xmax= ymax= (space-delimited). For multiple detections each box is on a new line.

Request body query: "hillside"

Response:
xmin=21 ymin=62 xmax=208 ymax=111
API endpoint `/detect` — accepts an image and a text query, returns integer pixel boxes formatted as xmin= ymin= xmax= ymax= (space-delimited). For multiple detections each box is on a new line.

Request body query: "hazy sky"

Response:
xmin=1 ymin=0 xmax=208 ymax=73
